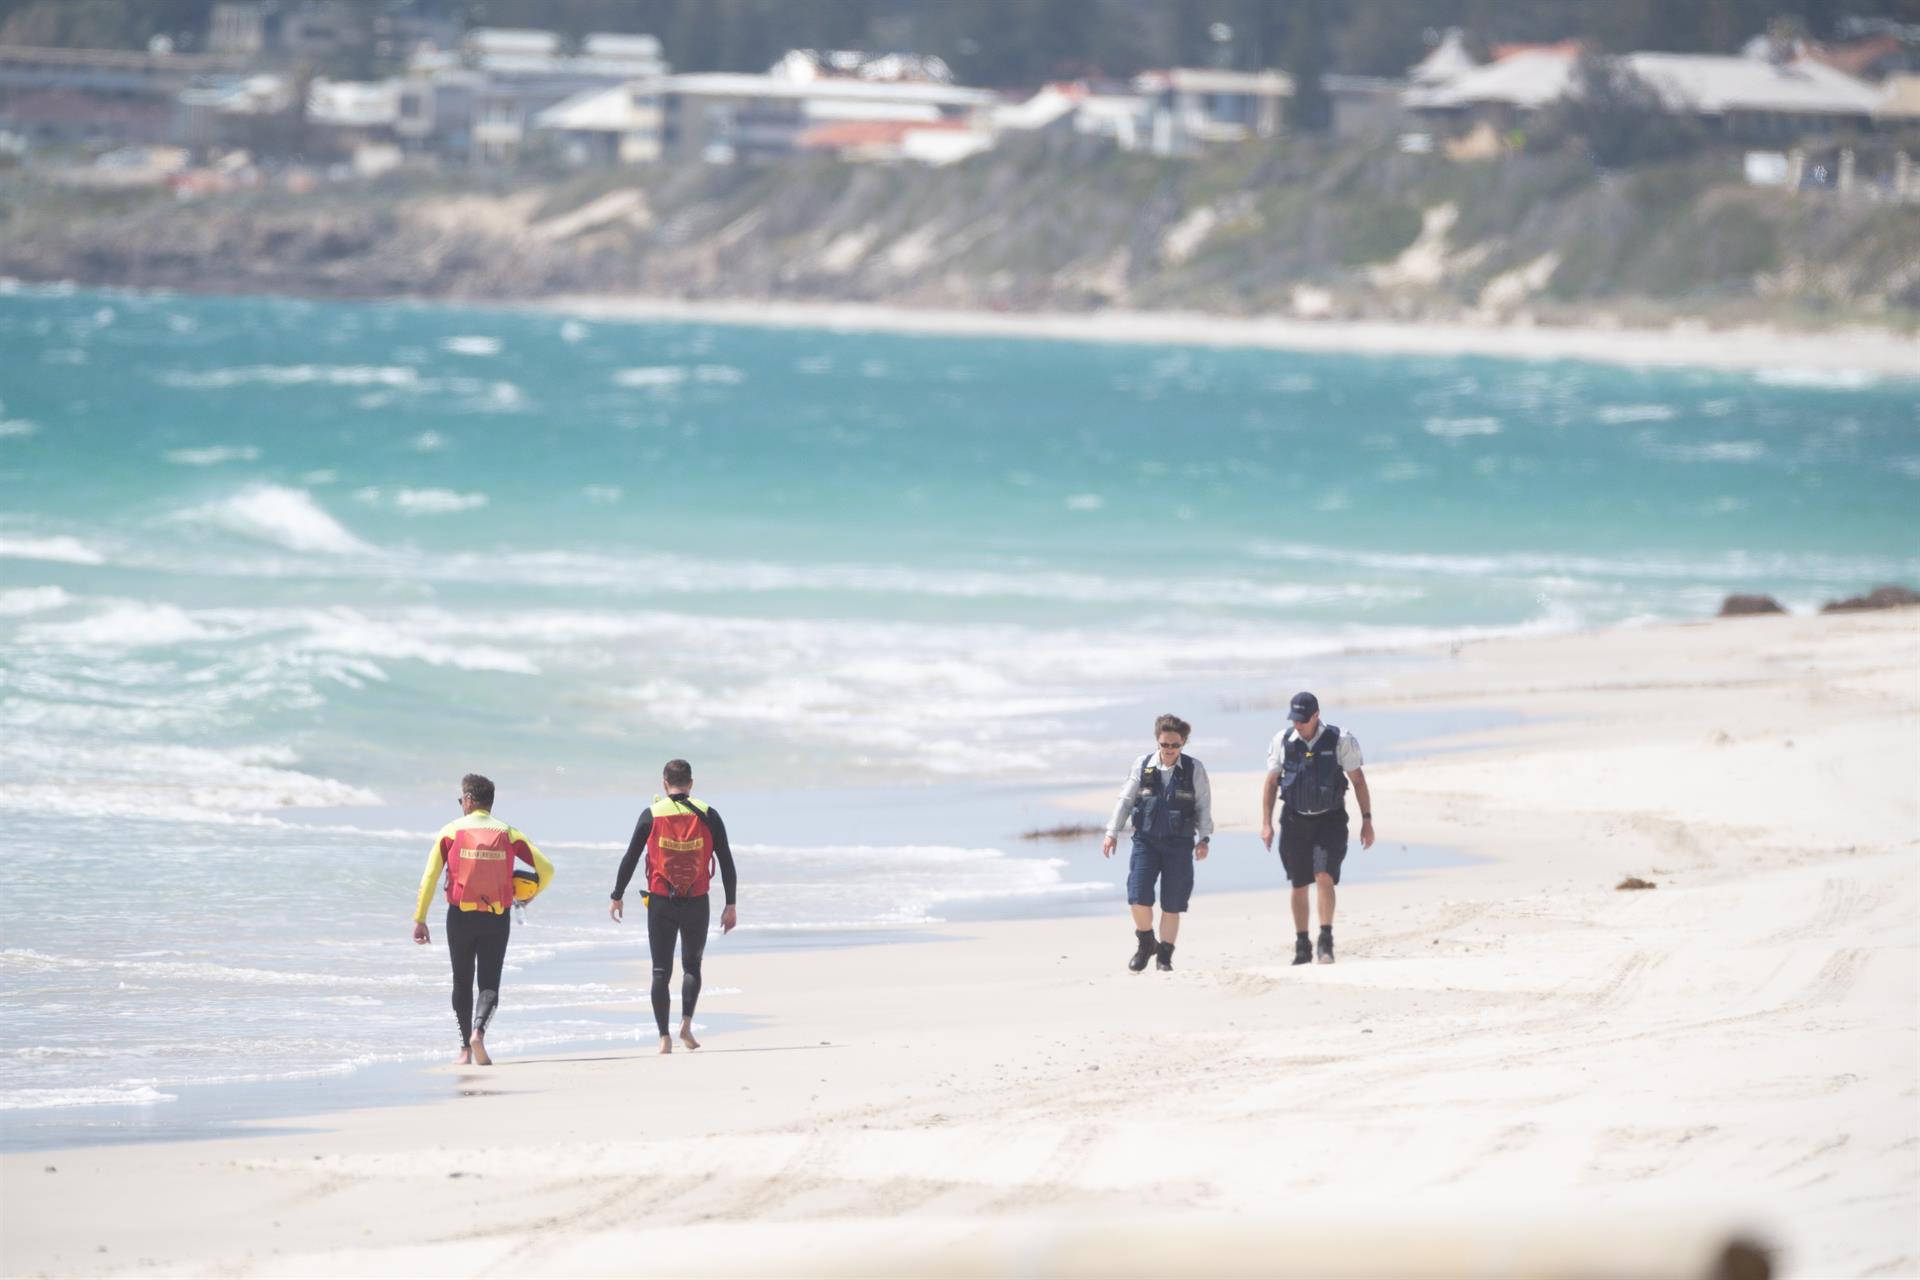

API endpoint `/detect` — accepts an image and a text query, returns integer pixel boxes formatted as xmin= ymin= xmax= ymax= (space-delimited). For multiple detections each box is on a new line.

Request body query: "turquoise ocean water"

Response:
xmin=1 ymin=283 xmax=1914 ymax=1142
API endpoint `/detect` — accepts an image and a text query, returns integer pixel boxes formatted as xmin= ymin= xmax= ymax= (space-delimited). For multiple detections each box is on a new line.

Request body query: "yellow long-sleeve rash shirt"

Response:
xmin=414 ymin=809 xmax=555 ymax=923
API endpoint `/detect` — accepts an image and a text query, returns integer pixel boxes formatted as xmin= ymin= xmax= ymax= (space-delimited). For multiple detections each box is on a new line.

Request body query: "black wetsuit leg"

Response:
xmin=679 ymin=895 xmax=711 ymax=1024
xmin=646 ymin=894 xmax=711 ymax=1036
xmin=446 ymin=906 xmax=510 ymax=1046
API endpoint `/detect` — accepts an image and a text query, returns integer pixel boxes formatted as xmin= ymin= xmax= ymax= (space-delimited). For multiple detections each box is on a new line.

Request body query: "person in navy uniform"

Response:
xmin=1261 ymin=692 xmax=1374 ymax=965
xmin=1102 ymin=714 xmax=1212 ymax=972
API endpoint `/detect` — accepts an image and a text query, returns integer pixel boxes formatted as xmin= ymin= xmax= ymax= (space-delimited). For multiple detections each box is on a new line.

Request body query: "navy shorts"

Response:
xmin=1128 ymin=835 xmax=1195 ymax=912
xmin=1279 ymin=808 xmax=1348 ymax=888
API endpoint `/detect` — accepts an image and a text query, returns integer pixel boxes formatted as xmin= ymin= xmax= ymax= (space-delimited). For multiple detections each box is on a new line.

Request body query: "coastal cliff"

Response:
xmin=3 ymin=136 xmax=1916 ymax=328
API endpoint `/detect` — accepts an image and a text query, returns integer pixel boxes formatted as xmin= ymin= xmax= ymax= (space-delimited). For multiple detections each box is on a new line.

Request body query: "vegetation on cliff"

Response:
xmin=2 ymin=133 xmax=1914 ymax=328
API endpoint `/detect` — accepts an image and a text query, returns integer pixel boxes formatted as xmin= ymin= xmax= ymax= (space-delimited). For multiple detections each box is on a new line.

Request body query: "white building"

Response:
xmin=1407 ymin=45 xmax=1882 ymax=141
xmin=657 ymin=71 xmax=995 ymax=163
xmin=1133 ymin=67 xmax=1293 ymax=155
xmin=534 ymin=82 xmax=663 ymax=165
xmin=398 ymin=28 xmax=668 ymax=164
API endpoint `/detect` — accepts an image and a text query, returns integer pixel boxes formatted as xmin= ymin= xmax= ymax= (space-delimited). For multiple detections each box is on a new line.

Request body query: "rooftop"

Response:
xmin=1624 ymin=52 xmax=1882 ymax=116
xmin=661 ymin=72 xmax=995 ymax=108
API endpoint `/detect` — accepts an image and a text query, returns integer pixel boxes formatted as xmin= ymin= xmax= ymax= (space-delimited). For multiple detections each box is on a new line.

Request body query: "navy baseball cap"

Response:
xmin=1288 ymin=691 xmax=1319 ymax=722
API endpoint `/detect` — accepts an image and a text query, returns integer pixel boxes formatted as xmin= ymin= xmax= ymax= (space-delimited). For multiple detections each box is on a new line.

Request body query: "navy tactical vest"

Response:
xmin=1132 ymin=753 xmax=1198 ymax=843
xmin=1280 ymin=726 xmax=1348 ymax=815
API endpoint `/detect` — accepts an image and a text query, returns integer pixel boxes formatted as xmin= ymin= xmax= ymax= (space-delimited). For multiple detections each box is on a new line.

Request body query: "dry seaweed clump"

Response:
xmin=1616 ymin=876 xmax=1658 ymax=890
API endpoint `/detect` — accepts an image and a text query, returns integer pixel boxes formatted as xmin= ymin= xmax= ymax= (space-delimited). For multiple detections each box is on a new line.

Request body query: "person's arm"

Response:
xmin=707 ymin=807 xmax=738 ymax=934
xmin=1192 ymin=759 xmax=1213 ymax=859
xmin=609 ymin=810 xmax=651 ymax=921
xmin=1348 ymin=768 xmax=1375 ymax=850
xmin=1259 ymin=771 xmax=1281 ymax=850
xmin=1340 ymin=732 xmax=1373 ymax=850
xmin=412 ymin=833 xmax=448 ymax=941
xmin=1100 ymin=757 xmax=1146 ymax=859
xmin=512 ymin=829 xmax=555 ymax=890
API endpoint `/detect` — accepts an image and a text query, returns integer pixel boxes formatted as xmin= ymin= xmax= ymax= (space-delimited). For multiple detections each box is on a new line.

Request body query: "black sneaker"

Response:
xmin=1292 ymin=937 xmax=1312 ymax=966
xmin=1128 ymin=931 xmax=1156 ymax=973
xmin=1155 ymin=942 xmax=1174 ymax=972
xmin=1317 ymin=933 xmax=1335 ymax=965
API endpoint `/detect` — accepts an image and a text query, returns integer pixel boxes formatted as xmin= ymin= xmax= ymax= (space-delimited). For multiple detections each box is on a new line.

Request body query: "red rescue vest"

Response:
xmin=646 ymin=795 xmax=715 ymax=898
xmin=444 ymin=819 xmax=518 ymax=911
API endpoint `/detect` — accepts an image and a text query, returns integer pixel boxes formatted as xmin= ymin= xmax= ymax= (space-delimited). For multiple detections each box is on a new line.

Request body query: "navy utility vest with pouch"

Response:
xmin=1281 ymin=726 xmax=1348 ymax=816
xmin=1133 ymin=754 xmax=1198 ymax=844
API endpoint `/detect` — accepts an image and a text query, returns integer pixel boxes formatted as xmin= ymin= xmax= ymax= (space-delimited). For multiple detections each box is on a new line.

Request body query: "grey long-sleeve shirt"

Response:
xmin=1104 ymin=753 xmax=1213 ymax=842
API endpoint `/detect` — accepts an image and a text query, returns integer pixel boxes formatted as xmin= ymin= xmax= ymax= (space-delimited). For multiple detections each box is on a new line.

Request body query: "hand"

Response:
xmin=609 ymin=898 xmax=623 ymax=922
xmin=1101 ymin=835 xmax=1116 ymax=859
xmin=412 ymin=921 xmax=429 ymax=945
xmin=1360 ymin=819 xmax=1375 ymax=851
xmin=1195 ymin=839 xmax=1210 ymax=862
xmin=721 ymin=905 xmax=737 ymax=934
xmin=1259 ymin=823 xmax=1274 ymax=850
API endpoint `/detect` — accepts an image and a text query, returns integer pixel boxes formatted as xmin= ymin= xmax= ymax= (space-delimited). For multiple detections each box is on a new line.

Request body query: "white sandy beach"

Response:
xmin=2 ymin=609 xmax=1915 ymax=1278
xmin=543 ymin=295 xmax=1920 ymax=378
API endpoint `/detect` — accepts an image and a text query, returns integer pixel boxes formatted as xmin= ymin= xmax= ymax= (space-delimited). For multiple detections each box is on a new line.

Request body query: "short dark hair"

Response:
xmin=662 ymin=758 xmax=692 ymax=789
xmin=461 ymin=773 xmax=494 ymax=808
xmin=1154 ymin=714 xmax=1191 ymax=741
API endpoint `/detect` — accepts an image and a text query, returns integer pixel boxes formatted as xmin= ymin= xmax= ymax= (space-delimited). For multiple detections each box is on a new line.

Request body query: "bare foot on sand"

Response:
xmin=469 ymin=1036 xmax=492 ymax=1067
xmin=679 ymin=1021 xmax=701 ymax=1051
xmin=455 ymin=1047 xmax=472 ymax=1066
xmin=658 ymin=1034 xmax=674 ymax=1055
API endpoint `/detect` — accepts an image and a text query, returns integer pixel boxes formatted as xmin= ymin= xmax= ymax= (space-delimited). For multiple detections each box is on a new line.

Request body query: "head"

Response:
xmin=1153 ymin=714 xmax=1191 ymax=764
xmin=662 ymin=758 xmax=693 ymax=795
xmin=460 ymin=773 xmax=494 ymax=814
xmin=1288 ymin=691 xmax=1320 ymax=738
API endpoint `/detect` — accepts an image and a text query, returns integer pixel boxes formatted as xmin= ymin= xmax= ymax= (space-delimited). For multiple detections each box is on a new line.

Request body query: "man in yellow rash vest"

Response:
xmin=412 ymin=773 xmax=554 ymax=1065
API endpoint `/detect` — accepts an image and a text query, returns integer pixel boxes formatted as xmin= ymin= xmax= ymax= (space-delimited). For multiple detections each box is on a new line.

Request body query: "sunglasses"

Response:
xmin=1156 ymin=740 xmax=1184 ymax=749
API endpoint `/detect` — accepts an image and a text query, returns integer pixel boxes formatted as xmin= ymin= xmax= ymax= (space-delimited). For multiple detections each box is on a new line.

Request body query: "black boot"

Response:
xmin=1155 ymin=941 xmax=1175 ymax=972
xmin=1292 ymin=933 xmax=1312 ymax=966
xmin=1128 ymin=929 xmax=1157 ymax=972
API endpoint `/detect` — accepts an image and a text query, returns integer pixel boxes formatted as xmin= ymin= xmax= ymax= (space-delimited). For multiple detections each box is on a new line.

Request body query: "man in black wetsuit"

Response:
xmin=609 ymin=759 xmax=738 ymax=1054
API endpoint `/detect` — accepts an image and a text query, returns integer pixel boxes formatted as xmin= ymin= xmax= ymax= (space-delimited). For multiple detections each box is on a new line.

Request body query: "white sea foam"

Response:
xmin=560 ymin=320 xmax=590 ymax=343
xmin=290 ymin=609 xmax=538 ymax=674
xmin=1594 ymin=404 xmax=1676 ymax=424
xmin=165 ymin=445 xmax=261 ymax=466
xmin=0 ymin=419 xmax=39 ymax=439
xmin=0 ymin=535 xmax=104 ymax=565
xmin=161 ymin=364 xmax=423 ymax=389
xmin=1064 ymin=493 xmax=1104 ymax=512
xmin=354 ymin=487 xmax=487 ymax=515
xmin=441 ymin=335 xmax=502 ymax=356
xmin=613 ymin=366 xmax=688 ymax=388
xmin=0 ymin=1084 xmax=177 ymax=1110
xmin=411 ymin=430 xmax=447 ymax=452
xmin=395 ymin=488 xmax=488 ymax=515
xmin=1423 ymin=416 xmax=1503 ymax=438
xmin=0 ymin=586 xmax=69 ymax=616
xmin=1643 ymin=439 xmax=1766 ymax=463
xmin=0 ymin=736 xmax=381 ymax=821
xmin=1249 ymin=540 xmax=1907 ymax=585
xmin=583 ymin=485 xmax=623 ymax=504
xmin=1753 ymin=367 xmax=1879 ymax=390
xmin=20 ymin=601 xmax=216 ymax=647
xmin=179 ymin=485 xmax=371 ymax=554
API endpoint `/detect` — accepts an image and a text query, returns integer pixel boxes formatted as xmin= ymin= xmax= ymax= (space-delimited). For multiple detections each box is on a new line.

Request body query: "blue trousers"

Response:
xmin=1127 ymin=834 xmax=1195 ymax=913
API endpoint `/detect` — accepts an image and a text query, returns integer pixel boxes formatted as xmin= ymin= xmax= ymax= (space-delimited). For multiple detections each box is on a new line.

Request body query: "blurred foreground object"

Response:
xmin=789 ymin=1221 xmax=1771 ymax=1280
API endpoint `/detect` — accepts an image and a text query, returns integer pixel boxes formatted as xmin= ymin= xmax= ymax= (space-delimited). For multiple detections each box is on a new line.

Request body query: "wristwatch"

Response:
xmin=1361 ymin=812 xmax=1373 ymax=820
